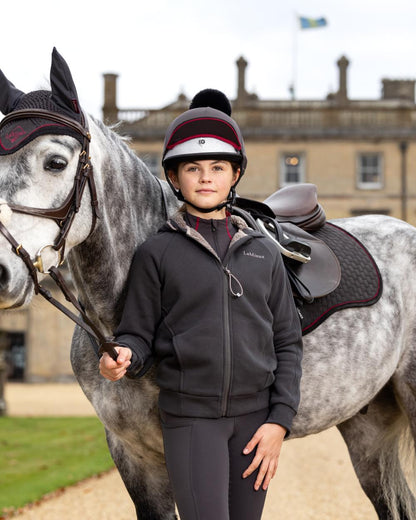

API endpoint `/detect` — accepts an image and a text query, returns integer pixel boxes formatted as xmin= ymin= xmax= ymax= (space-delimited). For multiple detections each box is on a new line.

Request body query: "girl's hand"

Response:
xmin=99 ymin=346 xmax=132 ymax=381
xmin=242 ymin=423 xmax=286 ymax=491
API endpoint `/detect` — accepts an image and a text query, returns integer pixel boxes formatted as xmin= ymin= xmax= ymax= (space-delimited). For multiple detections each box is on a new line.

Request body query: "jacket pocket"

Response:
xmin=168 ymin=326 xmax=223 ymax=397
xmin=232 ymin=331 xmax=277 ymax=395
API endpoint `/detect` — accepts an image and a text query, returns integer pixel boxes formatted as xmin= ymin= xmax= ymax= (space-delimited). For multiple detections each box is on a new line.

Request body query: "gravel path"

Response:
xmin=4 ymin=383 xmax=376 ymax=519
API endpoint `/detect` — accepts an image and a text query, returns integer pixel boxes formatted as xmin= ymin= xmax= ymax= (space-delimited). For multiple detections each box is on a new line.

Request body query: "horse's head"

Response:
xmin=0 ymin=49 xmax=97 ymax=309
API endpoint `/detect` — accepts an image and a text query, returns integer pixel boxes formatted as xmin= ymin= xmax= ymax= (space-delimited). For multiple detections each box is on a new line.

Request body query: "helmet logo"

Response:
xmin=198 ymin=139 xmax=205 ymax=146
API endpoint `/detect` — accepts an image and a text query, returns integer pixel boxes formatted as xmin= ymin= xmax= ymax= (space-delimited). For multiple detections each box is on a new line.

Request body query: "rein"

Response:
xmin=0 ymin=109 xmax=118 ymax=359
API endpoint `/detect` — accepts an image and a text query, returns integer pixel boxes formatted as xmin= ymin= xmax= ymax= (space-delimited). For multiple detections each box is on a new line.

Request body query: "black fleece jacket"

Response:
xmin=115 ymin=212 xmax=303 ymax=433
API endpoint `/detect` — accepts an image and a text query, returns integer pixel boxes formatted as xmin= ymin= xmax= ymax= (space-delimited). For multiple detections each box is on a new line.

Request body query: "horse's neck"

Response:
xmin=68 ymin=119 xmax=178 ymax=334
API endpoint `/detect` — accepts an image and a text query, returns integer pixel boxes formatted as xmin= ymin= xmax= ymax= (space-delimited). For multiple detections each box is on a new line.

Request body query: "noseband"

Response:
xmin=0 ymin=109 xmax=117 ymax=357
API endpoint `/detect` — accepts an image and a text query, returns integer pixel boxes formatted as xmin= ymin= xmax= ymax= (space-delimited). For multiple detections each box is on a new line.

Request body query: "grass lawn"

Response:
xmin=0 ymin=416 xmax=114 ymax=514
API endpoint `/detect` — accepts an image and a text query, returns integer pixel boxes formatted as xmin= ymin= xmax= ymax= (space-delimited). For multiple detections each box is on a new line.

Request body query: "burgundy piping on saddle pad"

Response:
xmin=301 ymin=223 xmax=382 ymax=335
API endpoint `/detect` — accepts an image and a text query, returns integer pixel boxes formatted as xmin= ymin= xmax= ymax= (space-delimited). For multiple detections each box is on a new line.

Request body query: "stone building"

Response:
xmin=1 ymin=271 xmax=76 ymax=384
xmin=2 ymin=54 xmax=416 ymax=384
xmin=104 ymin=55 xmax=416 ymax=225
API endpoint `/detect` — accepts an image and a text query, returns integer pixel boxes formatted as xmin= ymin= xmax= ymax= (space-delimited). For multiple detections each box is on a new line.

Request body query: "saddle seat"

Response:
xmin=264 ymin=183 xmax=326 ymax=231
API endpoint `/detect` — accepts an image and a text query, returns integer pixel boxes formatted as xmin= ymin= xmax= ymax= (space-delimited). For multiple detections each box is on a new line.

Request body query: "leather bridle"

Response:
xmin=0 ymin=109 xmax=118 ymax=358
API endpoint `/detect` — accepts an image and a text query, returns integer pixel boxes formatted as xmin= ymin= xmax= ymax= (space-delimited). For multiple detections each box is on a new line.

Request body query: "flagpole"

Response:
xmin=290 ymin=12 xmax=298 ymax=100
xmin=290 ymin=15 xmax=328 ymax=100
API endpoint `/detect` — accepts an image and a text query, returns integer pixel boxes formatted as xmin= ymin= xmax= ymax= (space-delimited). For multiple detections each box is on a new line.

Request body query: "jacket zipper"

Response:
xmin=221 ymin=273 xmax=231 ymax=416
xmin=219 ymin=238 xmax=252 ymax=417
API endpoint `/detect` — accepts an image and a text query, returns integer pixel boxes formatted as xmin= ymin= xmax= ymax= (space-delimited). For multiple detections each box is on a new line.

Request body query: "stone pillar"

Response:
xmin=102 ymin=73 xmax=119 ymax=124
xmin=236 ymin=56 xmax=248 ymax=105
xmin=336 ymin=56 xmax=349 ymax=104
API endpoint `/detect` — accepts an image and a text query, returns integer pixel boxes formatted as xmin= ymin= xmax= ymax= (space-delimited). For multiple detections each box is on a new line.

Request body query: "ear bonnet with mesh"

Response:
xmin=0 ymin=48 xmax=85 ymax=155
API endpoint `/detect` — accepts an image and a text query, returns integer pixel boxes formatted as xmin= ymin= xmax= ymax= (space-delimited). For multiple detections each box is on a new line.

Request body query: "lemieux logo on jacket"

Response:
xmin=243 ymin=250 xmax=265 ymax=259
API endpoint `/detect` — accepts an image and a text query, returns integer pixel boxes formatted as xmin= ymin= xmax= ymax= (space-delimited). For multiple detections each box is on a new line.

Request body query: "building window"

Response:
xmin=3 ymin=332 xmax=26 ymax=381
xmin=357 ymin=153 xmax=383 ymax=189
xmin=141 ymin=153 xmax=161 ymax=178
xmin=280 ymin=153 xmax=305 ymax=186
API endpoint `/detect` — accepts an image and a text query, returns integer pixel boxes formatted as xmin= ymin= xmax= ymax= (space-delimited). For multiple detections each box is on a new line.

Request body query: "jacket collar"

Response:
xmin=165 ymin=210 xmax=260 ymax=259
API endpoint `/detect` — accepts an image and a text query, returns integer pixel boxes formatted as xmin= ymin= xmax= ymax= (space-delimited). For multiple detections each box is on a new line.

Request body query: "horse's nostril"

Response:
xmin=0 ymin=264 xmax=10 ymax=288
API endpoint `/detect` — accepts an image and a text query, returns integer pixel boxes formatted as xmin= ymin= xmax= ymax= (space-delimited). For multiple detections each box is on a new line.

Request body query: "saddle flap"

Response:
xmin=232 ymin=205 xmax=341 ymax=299
xmin=280 ymin=222 xmax=341 ymax=298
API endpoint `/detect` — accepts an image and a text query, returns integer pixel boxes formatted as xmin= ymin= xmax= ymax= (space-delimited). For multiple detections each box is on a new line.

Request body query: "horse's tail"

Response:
xmin=375 ymin=406 xmax=416 ymax=520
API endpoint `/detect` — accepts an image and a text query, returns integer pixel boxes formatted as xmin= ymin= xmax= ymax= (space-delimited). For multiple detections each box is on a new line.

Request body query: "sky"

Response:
xmin=1 ymin=0 xmax=416 ymax=119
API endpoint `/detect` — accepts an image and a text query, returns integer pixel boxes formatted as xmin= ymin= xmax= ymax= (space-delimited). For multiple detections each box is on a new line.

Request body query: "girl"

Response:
xmin=100 ymin=89 xmax=303 ymax=520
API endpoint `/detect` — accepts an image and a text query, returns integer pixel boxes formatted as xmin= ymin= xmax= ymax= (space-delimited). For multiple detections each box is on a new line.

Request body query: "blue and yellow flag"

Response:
xmin=299 ymin=16 xmax=328 ymax=29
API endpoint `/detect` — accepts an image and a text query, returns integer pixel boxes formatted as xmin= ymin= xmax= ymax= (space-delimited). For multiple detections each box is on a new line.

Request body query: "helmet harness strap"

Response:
xmin=173 ymin=185 xmax=237 ymax=214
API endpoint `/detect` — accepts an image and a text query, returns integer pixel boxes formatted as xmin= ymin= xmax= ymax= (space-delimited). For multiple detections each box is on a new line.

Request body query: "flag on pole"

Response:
xmin=299 ymin=16 xmax=328 ymax=29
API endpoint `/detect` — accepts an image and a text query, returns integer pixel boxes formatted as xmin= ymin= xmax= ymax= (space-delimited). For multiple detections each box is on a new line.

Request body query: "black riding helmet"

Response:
xmin=162 ymin=89 xmax=247 ymax=213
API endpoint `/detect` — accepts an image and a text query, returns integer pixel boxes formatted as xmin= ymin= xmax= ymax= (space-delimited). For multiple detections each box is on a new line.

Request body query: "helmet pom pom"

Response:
xmin=189 ymin=89 xmax=232 ymax=116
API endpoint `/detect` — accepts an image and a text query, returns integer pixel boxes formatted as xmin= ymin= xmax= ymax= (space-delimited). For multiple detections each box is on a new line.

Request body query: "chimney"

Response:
xmin=102 ymin=73 xmax=119 ymax=124
xmin=236 ymin=56 xmax=248 ymax=105
xmin=336 ymin=56 xmax=349 ymax=104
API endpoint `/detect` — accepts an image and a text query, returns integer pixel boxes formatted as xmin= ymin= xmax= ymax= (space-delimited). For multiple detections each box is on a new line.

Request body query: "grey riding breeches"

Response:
xmin=160 ymin=408 xmax=269 ymax=520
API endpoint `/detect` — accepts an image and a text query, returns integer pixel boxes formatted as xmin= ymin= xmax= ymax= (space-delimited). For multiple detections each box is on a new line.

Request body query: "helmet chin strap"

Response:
xmin=177 ymin=187 xmax=236 ymax=215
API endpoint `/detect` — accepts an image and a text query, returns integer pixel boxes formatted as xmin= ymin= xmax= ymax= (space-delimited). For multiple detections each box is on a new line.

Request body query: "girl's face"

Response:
xmin=168 ymin=159 xmax=240 ymax=219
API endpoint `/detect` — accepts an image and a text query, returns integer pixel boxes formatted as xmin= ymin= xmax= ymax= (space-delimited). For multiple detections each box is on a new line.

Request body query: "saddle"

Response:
xmin=233 ymin=184 xmax=383 ymax=335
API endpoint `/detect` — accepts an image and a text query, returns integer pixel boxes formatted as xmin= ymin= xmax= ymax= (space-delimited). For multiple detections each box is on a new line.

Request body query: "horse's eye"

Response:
xmin=44 ymin=156 xmax=68 ymax=173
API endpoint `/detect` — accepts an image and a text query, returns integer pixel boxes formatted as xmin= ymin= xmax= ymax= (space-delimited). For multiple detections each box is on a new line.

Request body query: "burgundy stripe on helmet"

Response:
xmin=166 ymin=117 xmax=241 ymax=151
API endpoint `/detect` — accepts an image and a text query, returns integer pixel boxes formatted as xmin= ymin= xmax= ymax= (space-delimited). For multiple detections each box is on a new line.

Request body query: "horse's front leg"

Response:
xmin=105 ymin=428 xmax=176 ymax=520
xmin=71 ymin=329 xmax=176 ymax=519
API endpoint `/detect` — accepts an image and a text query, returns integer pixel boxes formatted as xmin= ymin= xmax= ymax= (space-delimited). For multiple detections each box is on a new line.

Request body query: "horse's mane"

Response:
xmin=88 ymin=115 xmax=151 ymax=178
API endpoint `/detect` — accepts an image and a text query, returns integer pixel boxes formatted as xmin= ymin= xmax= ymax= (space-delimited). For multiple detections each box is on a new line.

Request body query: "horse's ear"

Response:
xmin=0 ymin=70 xmax=25 ymax=115
xmin=50 ymin=47 xmax=81 ymax=116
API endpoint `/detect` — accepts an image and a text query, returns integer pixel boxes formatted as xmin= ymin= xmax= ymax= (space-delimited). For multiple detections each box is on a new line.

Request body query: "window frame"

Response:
xmin=356 ymin=152 xmax=383 ymax=190
xmin=280 ymin=152 xmax=306 ymax=186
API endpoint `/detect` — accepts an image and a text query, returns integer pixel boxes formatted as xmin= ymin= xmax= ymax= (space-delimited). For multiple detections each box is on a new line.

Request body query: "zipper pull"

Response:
xmin=224 ymin=266 xmax=244 ymax=298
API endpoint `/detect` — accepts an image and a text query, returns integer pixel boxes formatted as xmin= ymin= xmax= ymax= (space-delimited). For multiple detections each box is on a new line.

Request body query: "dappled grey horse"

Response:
xmin=0 ymin=49 xmax=415 ymax=520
